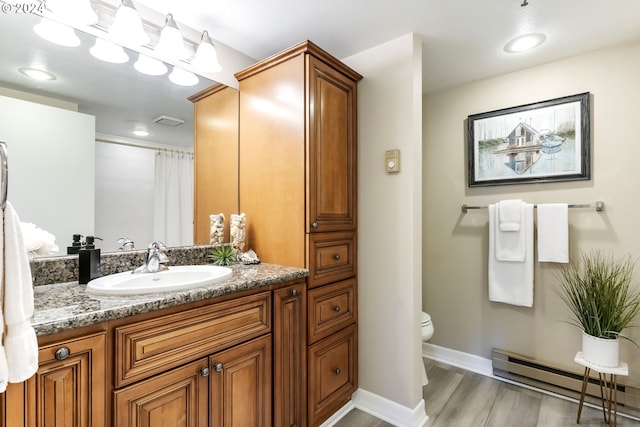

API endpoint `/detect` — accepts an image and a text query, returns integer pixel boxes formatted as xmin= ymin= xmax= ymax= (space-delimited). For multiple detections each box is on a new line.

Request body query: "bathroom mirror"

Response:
xmin=0 ymin=10 xmax=215 ymax=256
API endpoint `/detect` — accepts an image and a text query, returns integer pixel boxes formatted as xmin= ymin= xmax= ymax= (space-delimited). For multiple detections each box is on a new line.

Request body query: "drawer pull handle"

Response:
xmin=334 ymin=306 xmax=341 ymax=313
xmin=55 ymin=347 xmax=71 ymax=361
xmin=333 ymin=254 xmax=341 ymax=260
xmin=200 ymin=367 xmax=210 ymax=377
xmin=214 ymin=362 xmax=224 ymax=372
xmin=334 ymin=368 xmax=341 ymax=375
xmin=290 ymin=289 xmax=298 ymax=296
xmin=311 ymin=222 xmax=318 ymax=229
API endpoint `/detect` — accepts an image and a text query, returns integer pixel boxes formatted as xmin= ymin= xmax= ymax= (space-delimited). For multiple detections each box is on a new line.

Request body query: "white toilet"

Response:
xmin=421 ymin=311 xmax=434 ymax=385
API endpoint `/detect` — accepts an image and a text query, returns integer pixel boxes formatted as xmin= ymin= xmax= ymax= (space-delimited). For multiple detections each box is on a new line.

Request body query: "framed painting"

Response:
xmin=467 ymin=92 xmax=590 ymax=187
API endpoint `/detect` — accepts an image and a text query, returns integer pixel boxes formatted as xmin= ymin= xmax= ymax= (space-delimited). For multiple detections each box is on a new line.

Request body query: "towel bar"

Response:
xmin=461 ymin=201 xmax=604 ymax=214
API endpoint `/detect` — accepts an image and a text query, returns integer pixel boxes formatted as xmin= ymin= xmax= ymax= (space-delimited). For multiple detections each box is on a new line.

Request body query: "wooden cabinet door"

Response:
xmin=274 ymin=282 xmax=307 ymax=427
xmin=36 ymin=332 xmax=106 ymax=427
xmin=210 ymin=335 xmax=272 ymax=427
xmin=0 ymin=380 xmax=34 ymax=427
xmin=114 ymin=358 xmax=209 ymax=427
xmin=306 ymin=55 xmax=358 ymax=233
xmin=307 ymin=325 xmax=357 ymax=427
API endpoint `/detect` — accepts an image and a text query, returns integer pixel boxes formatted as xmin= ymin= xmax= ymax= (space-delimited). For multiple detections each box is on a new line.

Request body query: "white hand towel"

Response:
xmin=2 ymin=202 xmax=38 ymax=383
xmin=498 ymin=199 xmax=523 ymax=231
xmin=0 ymin=208 xmax=7 ymax=392
xmin=489 ymin=203 xmax=534 ymax=307
xmin=495 ymin=200 xmax=526 ymax=262
xmin=537 ymin=203 xmax=569 ymax=263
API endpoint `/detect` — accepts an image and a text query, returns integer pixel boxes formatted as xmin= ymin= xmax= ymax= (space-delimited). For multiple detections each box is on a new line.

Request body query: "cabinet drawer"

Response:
xmin=307 ymin=231 xmax=356 ymax=288
xmin=308 ymin=279 xmax=356 ymax=344
xmin=115 ymin=292 xmax=271 ymax=387
xmin=307 ymin=325 xmax=357 ymax=427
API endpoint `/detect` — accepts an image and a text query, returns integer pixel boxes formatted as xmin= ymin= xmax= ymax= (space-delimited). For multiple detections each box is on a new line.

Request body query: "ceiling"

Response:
xmin=140 ymin=0 xmax=640 ymax=94
xmin=1 ymin=0 xmax=639 ymax=147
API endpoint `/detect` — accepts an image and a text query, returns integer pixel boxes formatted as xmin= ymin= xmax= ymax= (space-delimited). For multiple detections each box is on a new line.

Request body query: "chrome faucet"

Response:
xmin=117 ymin=237 xmax=135 ymax=251
xmin=133 ymin=241 xmax=169 ymax=274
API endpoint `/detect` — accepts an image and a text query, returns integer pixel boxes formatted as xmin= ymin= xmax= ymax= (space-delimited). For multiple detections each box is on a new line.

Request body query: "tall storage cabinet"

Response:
xmin=236 ymin=41 xmax=361 ymax=427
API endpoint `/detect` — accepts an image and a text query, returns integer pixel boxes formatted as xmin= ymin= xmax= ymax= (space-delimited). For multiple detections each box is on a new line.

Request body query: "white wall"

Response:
xmin=95 ymin=140 xmax=155 ymax=252
xmin=344 ymin=33 xmax=424 ymax=415
xmin=423 ymin=40 xmax=640 ymax=381
xmin=0 ymin=95 xmax=94 ymax=255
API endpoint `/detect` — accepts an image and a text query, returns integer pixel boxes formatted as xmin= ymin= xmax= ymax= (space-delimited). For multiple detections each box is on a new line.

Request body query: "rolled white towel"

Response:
xmin=498 ymin=199 xmax=523 ymax=231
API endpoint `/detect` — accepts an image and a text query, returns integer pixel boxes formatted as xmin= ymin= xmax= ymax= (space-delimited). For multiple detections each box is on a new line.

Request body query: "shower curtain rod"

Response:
xmin=96 ymin=138 xmax=193 ymax=156
xmin=461 ymin=201 xmax=605 ymax=213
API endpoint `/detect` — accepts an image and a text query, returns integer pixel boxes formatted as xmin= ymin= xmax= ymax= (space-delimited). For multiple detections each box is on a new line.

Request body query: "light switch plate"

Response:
xmin=385 ymin=149 xmax=400 ymax=173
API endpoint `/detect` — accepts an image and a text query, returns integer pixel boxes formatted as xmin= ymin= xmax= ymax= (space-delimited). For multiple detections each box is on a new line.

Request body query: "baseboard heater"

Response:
xmin=492 ymin=348 xmax=640 ymax=418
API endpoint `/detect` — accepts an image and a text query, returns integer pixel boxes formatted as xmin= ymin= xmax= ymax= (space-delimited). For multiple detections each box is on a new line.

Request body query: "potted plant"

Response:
xmin=557 ymin=250 xmax=640 ymax=368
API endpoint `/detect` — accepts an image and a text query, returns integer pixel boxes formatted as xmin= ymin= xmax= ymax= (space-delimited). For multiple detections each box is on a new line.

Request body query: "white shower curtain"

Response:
xmin=153 ymin=151 xmax=194 ymax=247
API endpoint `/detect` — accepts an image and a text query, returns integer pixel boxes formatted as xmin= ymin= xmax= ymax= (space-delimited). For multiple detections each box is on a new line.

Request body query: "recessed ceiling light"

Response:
xmin=19 ymin=67 xmax=57 ymax=81
xmin=504 ymin=33 xmax=546 ymax=53
xmin=132 ymin=129 xmax=149 ymax=137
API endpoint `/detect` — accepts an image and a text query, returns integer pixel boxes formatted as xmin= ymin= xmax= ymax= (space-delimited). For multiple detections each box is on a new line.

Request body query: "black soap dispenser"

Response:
xmin=79 ymin=236 xmax=101 ymax=284
xmin=67 ymin=234 xmax=83 ymax=255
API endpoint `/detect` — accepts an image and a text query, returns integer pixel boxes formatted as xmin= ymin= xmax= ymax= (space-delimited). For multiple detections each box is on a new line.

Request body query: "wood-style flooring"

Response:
xmin=333 ymin=358 xmax=640 ymax=427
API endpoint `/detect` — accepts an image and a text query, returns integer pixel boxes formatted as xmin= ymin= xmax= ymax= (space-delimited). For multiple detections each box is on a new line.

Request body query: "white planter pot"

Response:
xmin=582 ymin=332 xmax=620 ymax=368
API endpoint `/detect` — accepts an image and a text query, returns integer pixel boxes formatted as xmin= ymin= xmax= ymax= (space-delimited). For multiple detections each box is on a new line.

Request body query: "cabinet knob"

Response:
xmin=214 ymin=362 xmax=224 ymax=372
xmin=200 ymin=367 xmax=210 ymax=377
xmin=54 ymin=346 xmax=71 ymax=361
xmin=290 ymin=288 xmax=298 ymax=296
xmin=334 ymin=306 xmax=341 ymax=313
xmin=333 ymin=254 xmax=341 ymax=261
xmin=334 ymin=368 xmax=341 ymax=375
xmin=311 ymin=222 xmax=318 ymax=229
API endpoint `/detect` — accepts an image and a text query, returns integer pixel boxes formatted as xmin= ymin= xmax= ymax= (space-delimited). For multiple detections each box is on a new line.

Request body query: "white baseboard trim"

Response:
xmin=422 ymin=342 xmax=493 ymax=377
xmin=353 ymin=388 xmax=428 ymax=427
xmin=318 ymin=389 xmax=428 ymax=427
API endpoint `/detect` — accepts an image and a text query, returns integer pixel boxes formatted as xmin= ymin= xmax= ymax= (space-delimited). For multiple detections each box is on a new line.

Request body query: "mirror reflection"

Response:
xmin=0 ymin=10 xmax=215 ymax=256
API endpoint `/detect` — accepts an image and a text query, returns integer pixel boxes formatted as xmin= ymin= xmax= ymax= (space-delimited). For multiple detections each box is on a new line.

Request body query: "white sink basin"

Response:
xmin=86 ymin=265 xmax=233 ymax=295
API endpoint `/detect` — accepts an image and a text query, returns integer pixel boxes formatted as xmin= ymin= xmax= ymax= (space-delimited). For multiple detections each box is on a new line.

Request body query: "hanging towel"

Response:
xmin=498 ymin=199 xmax=523 ymax=231
xmin=1 ymin=202 xmax=38 ymax=387
xmin=489 ymin=203 xmax=534 ymax=307
xmin=537 ymin=203 xmax=569 ymax=263
xmin=495 ymin=200 xmax=526 ymax=262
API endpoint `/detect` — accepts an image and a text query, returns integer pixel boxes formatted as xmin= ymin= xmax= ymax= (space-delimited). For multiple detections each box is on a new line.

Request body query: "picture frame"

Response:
xmin=467 ymin=92 xmax=590 ymax=187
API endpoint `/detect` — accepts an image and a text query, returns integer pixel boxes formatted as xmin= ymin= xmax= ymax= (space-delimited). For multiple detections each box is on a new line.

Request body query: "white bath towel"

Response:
xmin=495 ymin=200 xmax=526 ymax=262
xmin=498 ymin=199 xmax=523 ymax=231
xmin=1 ymin=202 xmax=38 ymax=387
xmin=489 ymin=203 xmax=534 ymax=307
xmin=537 ymin=203 xmax=569 ymax=263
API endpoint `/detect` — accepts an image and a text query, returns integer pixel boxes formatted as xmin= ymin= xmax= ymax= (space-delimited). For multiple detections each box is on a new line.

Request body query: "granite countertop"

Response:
xmin=32 ymin=263 xmax=308 ymax=336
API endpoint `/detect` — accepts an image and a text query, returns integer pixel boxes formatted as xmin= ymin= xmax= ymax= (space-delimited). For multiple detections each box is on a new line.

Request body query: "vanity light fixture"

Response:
xmin=18 ymin=67 xmax=57 ymax=81
xmin=504 ymin=32 xmax=546 ymax=53
xmin=191 ymin=31 xmax=222 ymax=73
xmin=168 ymin=66 xmax=199 ymax=86
xmin=134 ymin=53 xmax=168 ymax=76
xmin=33 ymin=17 xmax=81 ymax=47
xmin=155 ymin=13 xmax=187 ymax=60
xmin=109 ymin=0 xmax=149 ymax=46
xmin=90 ymin=38 xmax=130 ymax=64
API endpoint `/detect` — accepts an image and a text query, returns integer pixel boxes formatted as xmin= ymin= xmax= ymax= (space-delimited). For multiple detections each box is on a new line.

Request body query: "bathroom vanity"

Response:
xmin=0 ymin=260 xmax=307 ymax=427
